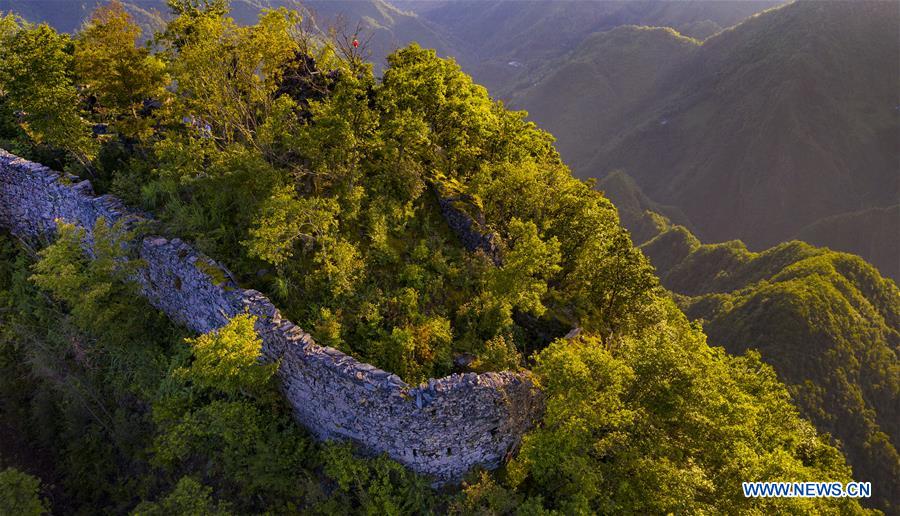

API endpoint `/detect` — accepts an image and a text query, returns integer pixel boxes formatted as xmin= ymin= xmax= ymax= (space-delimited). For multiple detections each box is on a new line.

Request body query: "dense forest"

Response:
xmin=640 ymin=222 xmax=900 ymax=511
xmin=0 ymin=0 xmax=893 ymax=514
xmin=602 ymin=163 xmax=900 ymax=511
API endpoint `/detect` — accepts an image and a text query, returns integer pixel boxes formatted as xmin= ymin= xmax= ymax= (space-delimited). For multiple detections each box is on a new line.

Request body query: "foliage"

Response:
xmin=0 ymin=2 xmax=888 ymax=514
xmin=0 ymin=228 xmax=438 ymax=514
xmin=0 ymin=468 xmax=49 ymax=516
xmin=132 ymin=476 xmax=232 ymax=516
xmin=166 ymin=0 xmax=230 ymax=19
xmin=245 ymin=185 xmax=341 ymax=268
xmin=158 ymin=6 xmax=301 ymax=147
xmin=178 ymin=313 xmax=276 ymax=396
xmin=471 ymin=334 xmax=521 ymax=373
xmin=29 ymin=219 xmax=177 ymax=398
xmin=31 ymin=220 xmax=142 ymax=334
xmin=487 ymin=218 xmax=561 ymax=318
xmin=151 ymin=398 xmax=313 ymax=509
xmin=0 ymin=16 xmax=95 ymax=163
xmin=5 ymin=2 xmax=660 ymax=381
xmin=450 ymin=471 xmax=525 ymax=515
xmin=501 ymin=307 xmax=867 ymax=514
xmin=642 ymin=225 xmax=900 ymax=512
xmin=74 ymin=1 xmax=167 ymax=138
xmin=0 ymin=228 xmax=178 ymax=511
xmin=319 ymin=442 xmax=435 ymax=515
xmin=151 ymin=313 xmax=312 ymax=511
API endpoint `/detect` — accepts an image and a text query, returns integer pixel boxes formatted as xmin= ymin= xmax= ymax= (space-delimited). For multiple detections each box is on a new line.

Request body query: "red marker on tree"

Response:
xmin=352 ymin=38 xmax=359 ymax=48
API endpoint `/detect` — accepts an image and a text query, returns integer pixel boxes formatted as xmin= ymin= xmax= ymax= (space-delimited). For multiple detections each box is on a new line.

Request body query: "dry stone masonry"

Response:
xmin=0 ymin=149 xmax=544 ymax=482
xmin=431 ymin=180 xmax=504 ymax=265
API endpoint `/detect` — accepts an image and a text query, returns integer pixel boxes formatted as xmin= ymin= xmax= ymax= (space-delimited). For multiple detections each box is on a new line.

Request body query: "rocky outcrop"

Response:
xmin=0 ymin=149 xmax=543 ymax=482
xmin=431 ymin=180 xmax=503 ymax=265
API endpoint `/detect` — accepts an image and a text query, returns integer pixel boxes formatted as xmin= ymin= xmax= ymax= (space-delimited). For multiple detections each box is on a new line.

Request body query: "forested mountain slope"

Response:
xmin=516 ymin=0 xmax=899 ymax=279
xmin=0 ymin=2 xmax=879 ymax=513
xmin=508 ymin=25 xmax=700 ymax=172
xmin=642 ymin=224 xmax=900 ymax=512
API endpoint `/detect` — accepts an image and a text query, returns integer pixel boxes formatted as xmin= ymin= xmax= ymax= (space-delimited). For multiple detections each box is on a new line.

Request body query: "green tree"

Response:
xmin=503 ymin=304 xmax=869 ymax=514
xmin=166 ymin=0 xmax=230 ymax=18
xmin=0 ymin=18 xmax=96 ymax=162
xmin=379 ymin=44 xmax=499 ymax=178
xmin=29 ymin=220 xmax=188 ymax=419
xmin=320 ymin=442 xmax=435 ymax=515
xmin=151 ymin=314 xmax=315 ymax=510
xmin=470 ymin=334 xmax=521 ymax=373
xmin=133 ymin=476 xmax=232 ymax=515
xmin=179 ymin=313 xmax=275 ymax=396
xmin=291 ymin=70 xmax=378 ymax=193
xmin=245 ymin=185 xmax=339 ymax=268
xmin=30 ymin=220 xmax=146 ymax=343
xmin=161 ymin=7 xmax=301 ymax=147
xmin=488 ymin=218 xmax=561 ymax=317
xmin=0 ymin=468 xmax=49 ymax=516
xmin=471 ymin=158 xmax=662 ymax=338
xmin=564 ymin=230 xmax=660 ymax=338
xmin=152 ymin=398 xmax=312 ymax=509
xmin=75 ymin=1 xmax=167 ymax=137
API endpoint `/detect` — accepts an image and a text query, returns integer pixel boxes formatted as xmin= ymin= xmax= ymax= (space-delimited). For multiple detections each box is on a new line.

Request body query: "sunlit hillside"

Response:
xmin=0 ymin=0 xmax=895 ymax=513
xmin=642 ymin=225 xmax=900 ymax=511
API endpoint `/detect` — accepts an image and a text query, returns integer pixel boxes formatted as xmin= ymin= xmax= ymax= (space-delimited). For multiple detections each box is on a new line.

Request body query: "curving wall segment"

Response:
xmin=0 ymin=149 xmax=544 ymax=482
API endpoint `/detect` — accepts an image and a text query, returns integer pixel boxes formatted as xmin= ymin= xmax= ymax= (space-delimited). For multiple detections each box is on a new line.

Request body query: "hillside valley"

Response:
xmin=510 ymin=0 xmax=900 ymax=280
xmin=0 ymin=1 xmax=897 ymax=513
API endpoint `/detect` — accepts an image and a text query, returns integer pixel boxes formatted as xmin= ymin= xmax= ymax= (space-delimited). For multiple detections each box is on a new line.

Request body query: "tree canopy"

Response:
xmin=0 ymin=2 xmax=881 ymax=513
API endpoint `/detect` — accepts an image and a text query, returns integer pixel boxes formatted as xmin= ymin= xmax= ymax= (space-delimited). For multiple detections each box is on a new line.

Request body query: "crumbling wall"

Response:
xmin=431 ymin=180 xmax=504 ymax=265
xmin=0 ymin=149 xmax=543 ymax=482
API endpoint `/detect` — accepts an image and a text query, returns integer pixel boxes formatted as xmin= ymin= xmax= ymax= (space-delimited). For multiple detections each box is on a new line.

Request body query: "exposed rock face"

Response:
xmin=0 ymin=149 xmax=544 ymax=482
xmin=431 ymin=181 xmax=504 ymax=265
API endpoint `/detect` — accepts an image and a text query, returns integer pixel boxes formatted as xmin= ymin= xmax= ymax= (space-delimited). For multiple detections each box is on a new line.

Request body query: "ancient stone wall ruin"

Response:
xmin=431 ymin=180 xmax=504 ymax=266
xmin=0 ymin=149 xmax=543 ymax=482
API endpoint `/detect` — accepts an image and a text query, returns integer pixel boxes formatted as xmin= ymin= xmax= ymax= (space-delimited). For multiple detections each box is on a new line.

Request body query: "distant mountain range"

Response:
xmin=507 ymin=0 xmax=900 ymax=280
xmin=0 ymin=0 xmax=457 ymax=71
xmin=406 ymin=0 xmax=783 ymax=92
xmin=0 ymin=0 xmax=783 ymax=81
xmin=0 ymin=0 xmax=167 ymax=33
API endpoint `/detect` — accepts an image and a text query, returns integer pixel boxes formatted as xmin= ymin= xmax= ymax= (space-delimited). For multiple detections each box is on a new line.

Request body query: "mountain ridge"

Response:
xmin=510 ymin=0 xmax=899 ymax=279
xmin=0 ymin=2 xmax=894 ymax=512
xmin=641 ymin=223 xmax=900 ymax=512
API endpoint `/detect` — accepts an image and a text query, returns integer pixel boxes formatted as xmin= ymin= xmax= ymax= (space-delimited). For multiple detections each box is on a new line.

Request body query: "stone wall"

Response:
xmin=431 ymin=181 xmax=504 ymax=265
xmin=0 ymin=149 xmax=543 ymax=482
